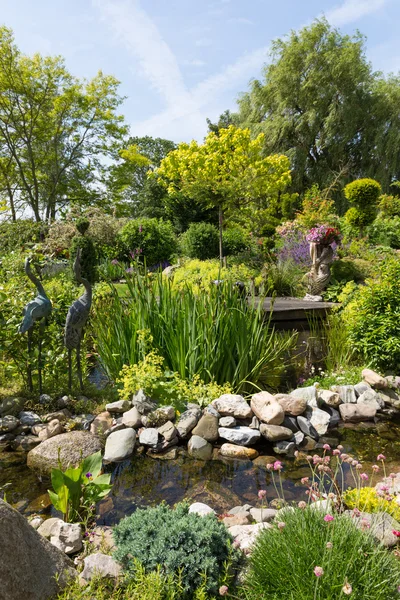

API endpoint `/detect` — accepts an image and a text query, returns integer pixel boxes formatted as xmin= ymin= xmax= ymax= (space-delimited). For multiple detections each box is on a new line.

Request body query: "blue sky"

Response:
xmin=0 ymin=0 xmax=398 ymax=143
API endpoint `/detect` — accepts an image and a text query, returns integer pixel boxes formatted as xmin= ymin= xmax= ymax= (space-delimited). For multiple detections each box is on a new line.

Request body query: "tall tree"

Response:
xmin=155 ymin=125 xmax=291 ymax=262
xmin=0 ymin=26 xmax=127 ymax=221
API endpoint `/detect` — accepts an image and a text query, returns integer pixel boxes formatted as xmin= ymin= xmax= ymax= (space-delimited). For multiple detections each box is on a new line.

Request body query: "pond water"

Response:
xmin=1 ymin=420 xmax=400 ymax=525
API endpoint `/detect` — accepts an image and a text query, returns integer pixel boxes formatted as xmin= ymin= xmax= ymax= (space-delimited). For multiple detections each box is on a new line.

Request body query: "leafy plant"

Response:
xmin=69 ymin=221 xmax=97 ymax=284
xmin=180 ymin=222 xmax=219 ymax=260
xmin=343 ymin=486 xmax=400 ymax=522
xmin=0 ymin=220 xmax=45 ymax=253
xmin=117 ymin=218 xmax=178 ymax=267
xmin=344 ymin=178 xmax=381 ymax=234
xmin=170 ymin=258 xmax=261 ymax=294
xmin=48 ymin=451 xmax=112 ymax=523
xmin=244 ymin=507 xmax=400 ymax=599
xmin=113 ymin=502 xmax=239 ymax=597
xmin=222 ymin=227 xmax=252 ymax=256
xmin=261 ymin=258 xmax=306 ymax=297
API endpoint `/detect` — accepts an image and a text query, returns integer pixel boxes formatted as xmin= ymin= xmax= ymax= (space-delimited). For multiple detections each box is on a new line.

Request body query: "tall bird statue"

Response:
xmin=64 ymin=249 xmax=92 ymax=391
xmin=19 ymin=257 xmax=52 ymax=393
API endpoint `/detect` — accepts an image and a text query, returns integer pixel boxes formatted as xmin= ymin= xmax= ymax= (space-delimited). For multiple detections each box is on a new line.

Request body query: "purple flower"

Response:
xmin=85 ymin=472 xmax=92 ymax=479
xmin=111 ymin=259 xmax=119 ymax=265
xmin=139 ymin=225 xmax=143 ymax=233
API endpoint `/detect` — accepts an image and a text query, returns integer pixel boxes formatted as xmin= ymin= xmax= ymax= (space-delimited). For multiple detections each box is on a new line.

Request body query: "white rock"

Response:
xmin=318 ymin=389 xmax=341 ymax=407
xmin=37 ymin=517 xmax=64 ymax=539
xmin=50 ymin=522 xmax=82 ymax=554
xmin=105 ymin=400 xmax=131 ymax=414
xmin=290 ymin=386 xmax=318 ymax=408
xmin=250 ymin=392 xmax=284 ymax=425
xmin=212 ymin=394 xmax=252 ymax=419
xmin=81 ymin=553 xmax=121 ymax=581
xmin=219 ymin=416 xmax=236 ymax=428
xmin=357 ymin=389 xmax=384 ymax=410
xmin=139 ymin=428 xmax=159 ymax=447
xmin=228 ymin=523 xmax=270 ymax=552
xmin=306 ymin=407 xmax=330 ymax=436
xmin=218 ymin=426 xmax=261 ymax=447
xmin=362 ymin=368 xmax=387 ymax=390
xmin=249 ymin=508 xmax=277 ymax=523
xmin=188 ymin=435 xmax=213 ymax=460
xmin=121 ymin=407 xmax=142 ymax=428
xmin=188 ymin=502 xmax=216 ymax=517
xmin=331 ymin=385 xmax=356 ymax=404
xmin=104 ymin=428 xmax=136 ymax=462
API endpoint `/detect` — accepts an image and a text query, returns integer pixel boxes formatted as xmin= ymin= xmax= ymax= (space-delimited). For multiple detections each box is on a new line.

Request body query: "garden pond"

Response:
xmin=1 ymin=420 xmax=400 ymax=524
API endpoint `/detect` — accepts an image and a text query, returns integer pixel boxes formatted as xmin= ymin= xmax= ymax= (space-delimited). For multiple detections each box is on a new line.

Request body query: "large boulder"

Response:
xmin=218 ymin=426 xmax=261 ymax=446
xmin=27 ymin=431 xmax=102 ymax=476
xmin=362 ymin=368 xmax=387 ymax=390
xmin=250 ymin=392 xmax=284 ymax=425
xmin=192 ymin=413 xmax=219 ymax=442
xmin=274 ymin=394 xmax=307 ymax=416
xmin=188 ymin=435 xmax=213 ymax=460
xmin=0 ymin=499 xmax=76 ymax=599
xmin=339 ymin=403 xmax=376 ymax=423
xmin=104 ymin=428 xmax=136 ymax=462
xmin=212 ymin=394 xmax=252 ymax=419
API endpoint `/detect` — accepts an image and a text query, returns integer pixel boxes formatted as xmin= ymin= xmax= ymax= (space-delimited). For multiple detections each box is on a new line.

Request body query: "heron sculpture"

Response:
xmin=64 ymin=249 xmax=92 ymax=391
xmin=19 ymin=257 xmax=52 ymax=393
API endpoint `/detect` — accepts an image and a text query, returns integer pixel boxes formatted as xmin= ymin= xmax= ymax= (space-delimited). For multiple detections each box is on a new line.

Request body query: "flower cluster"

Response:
xmin=306 ymin=224 xmax=341 ymax=245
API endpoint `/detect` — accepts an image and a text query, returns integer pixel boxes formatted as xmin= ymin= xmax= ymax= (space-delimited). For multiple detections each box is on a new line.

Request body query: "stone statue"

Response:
xmin=19 ymin=257 xmax=52 ymax=393
xmin=304 ymin=241 xmax=334 ymax=300
xmin=64 ymin=249 xmax=92 ymax=391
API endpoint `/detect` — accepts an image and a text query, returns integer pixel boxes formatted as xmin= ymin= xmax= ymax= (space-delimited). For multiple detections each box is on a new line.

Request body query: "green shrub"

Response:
xmin=368 ymin=216 xmax=400 ymax=249
xmin=378 ymin=193 xmax=400 ymax=218
xmin=344 ymin=205 xmax=376 ymax=228
xmin=343 ymin=487 xmax=400 ymax=522
xmin=344 ymin=178 xmax=381 ymax=232
xmin=0 ymin=220 xmax=45 ymax=253
xmin=261 ymin=259 xmax=306 ymax=297
xmin=113 ymin=502 xmax=237 ymax=597
xmin=330 ymin=259 xmax=364 ymax=283
xmin=69 ymin=234 xmax=97 ymax=284
xmin=170 ymin=258 xmax=262 ymax=293
xmin=343 ymin=257 xmax=400 ymax=371
xmin=222 ymin=227 xmax=251 ymax=256
xmin=118 ymin=218 xmax=177 ymax=266
xmin=244 ymin=507 xmax=400 ymax=599
xmin=180 ymin=222 xmax=219 ymax=260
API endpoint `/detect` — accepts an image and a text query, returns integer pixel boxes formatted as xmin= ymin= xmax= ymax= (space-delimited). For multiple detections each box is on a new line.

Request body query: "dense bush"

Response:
xmin=222 ymin=227 xmax=251 ymax=256
xmin=170 ymin=258 xmax=261 ymax=293
xmin=343 ymin=257 xmax=400 ymax=371
xmin=180 ymin=222 xmax=219 ymax=260
xmin=344 ymin=178 xmax=381 ymax=231
xmin=344 ymin=487 xmax=400 ymax=522
xmin=378 ymin=193 xmax=400 ymax=218
xmin=0 ymin=220 xmax=45 ymax=253
xmin=113 ymin=502 xmax=237 ymax=596
xmin=118 ymin=218 xmax=177 ymax=267
xmin=261 ymin=259 xmax=306 ymax=297
xmin=368 ymin=216 xmax=400 ymax=249
xmin=330 ymin=259 xmax=364 ymax=283
xmin=69 ymin=233 xmax=97 ymax=284
xmin=244 ymin=507 xmax=400 ymax=599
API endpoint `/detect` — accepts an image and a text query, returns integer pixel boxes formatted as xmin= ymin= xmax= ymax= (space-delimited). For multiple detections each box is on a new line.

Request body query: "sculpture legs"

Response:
xmin=27 ymin=328 xmax=33 ymax=393
xmin=77 ymin=341 xmax=83 ymax=392
xmin=68 ymin=349 xmax=72 ymax=392
xmin=38 ymin=319 xmax=46 ymax=395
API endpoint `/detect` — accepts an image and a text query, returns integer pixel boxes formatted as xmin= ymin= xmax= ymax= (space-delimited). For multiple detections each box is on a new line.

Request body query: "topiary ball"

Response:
xmin=75 ymin=217 xmax=90 ymax=236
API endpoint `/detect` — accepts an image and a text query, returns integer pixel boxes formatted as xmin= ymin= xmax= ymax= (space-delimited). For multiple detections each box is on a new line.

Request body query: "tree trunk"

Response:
xmin=218 ymin=204 xmax=223 ymax=266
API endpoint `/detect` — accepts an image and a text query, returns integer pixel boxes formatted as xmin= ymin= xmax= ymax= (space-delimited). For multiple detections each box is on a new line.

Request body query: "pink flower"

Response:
xmin=360 ymin=473 xmax=368 ymax=481
xmin=355 ymin=463 xmax=362 ymax=470
xmin=337 ymin=445 xmax=343 ymax=450
xmin=298 ymin=501 xmax=307 ymax=509
xmin=360 ymin=519 xmax=370 ymax=530
xmin=324 ymin=515 xmax=334 ymax=522
xmin=219 ymin=585 xmax=229 ymax=596
xmin=372 ymin=465 xmax=380 ymax=472
xmin=258 ymin=490 xmax=267 ymax=500
xmin=333 ymin=449 xmax=341 ymax=456
xmin=342 ymin=580 xmax=353 ymax=595
xmin=352 ymin=508 xmax=361 ymax=517
xmin=314 ymin=566 xmax=324 ymax=577
xmin=301 ymin=477 xmax=309 ymax=485
xmin=326 ymin=542 xmax=333 ymax=549
xmin=273 ymin=461 xmax=283 ymax=471
xmin=277 ymin=522 xmax=286 ymax=530
xmin=390 ymin=473 xmax=397 ymax=479
xmin=266 ymin=463 xmax=273 ymax=470
xmin=377 ymin=454 xmax=386 ymax=461
xmin=392 ymin=530 xmax=400 ymax=538
xmin=323 ymin=444 xmax=331 ymax=451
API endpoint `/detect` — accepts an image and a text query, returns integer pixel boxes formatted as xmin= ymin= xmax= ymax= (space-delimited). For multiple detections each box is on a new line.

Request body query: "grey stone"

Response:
xmin=31 ymin=423 xmax=47 ymax=436
xmin=212 ymin=394 xmax=252 ymax=419
xmin=105 ymin=423 xmax=126 ymax=436
xmin=39 ymin=394 xmax=52 ymax=405
xmin=131 ymin=389 xmax=157 ymax=415
xmin=158 ymin=420 xmax=178 ymax=442
xmin=293 ymin=430 xmax=305 ymax=445
xmin=362 ymin=368 xmax=387 ymax=390
xmin=378 ymin=388 xmax=400 ymax=409
xmin=0 ymin=396 xmax=25 ymax=417
xmin=347 ymin=511 xmax=400 ymax=546
xmin=19 ymin=411 xmax=41 ymax=426
xmin=249 ymin=507 xmax=277 ymax=523
xmin=10 ymin=434 xmax=42 ymax=452
xmin=218 ymin=426 xmax=261 ymax=446
xmin=273 ymin=440 xmax=295 ymax=455
xmin=283 ymin=415 xmax=299 ymax=433
xmin=259 ymin=424 xmax=293 ymax=442
xmin=50 ymin=521 xmax=83 ymax=554
xmin=176 ymin=408 xmax=201 ymax=438
xmin=321 ymin=406 xmax=340 ymax=428
xmin=188 ymin=435 xmax=213 ymax=460
xmin=38 ymin=518 xmax=65 ymax=539
xmin=145 ymin=406 xmax=176 ymax=428
xmin=251 ymin=391 xmax=284 ymax=424
xmin=27 ymin=431 xmax=102 ymax=475
xmin=42 ymin=410 xmax=71 ymax=424
xmin=192 ymin=413 xmax=219 ymax=442
xmin=318 ymin=389 xmax=341 ymax=407
xmin=81 ymin=553 xmax=121 ymax=581
xmin=105 ymin=400 xmax=131 ymax=414
xmin=139 ymin=428 xmax=159 ymax=447
xmin=301 ymin=436 xmax=317 ymax=450
xmin=290 ymin=386 xmax=317 ymax=407
xmin=90 ymin=411 xmax=113 ymax=435
xmin=187 ymin=403 xmax=201 ymax=411
xmin=339 ymin=403 xmax=376 ymax=422
xmin=30 ymin=516 xmax=44 ymax=530
xmin=228 ymin=523 xmax=271 ymax=552
xmin=275 ymin=393 xmax=307 ymax=415
xmin=205 ymin=405 xmax=220 ymax=418
xmin=38 ymin=419 xmax=64 ymax=441
xmin=0 ymin=433 xmax=15 ymax=450
xmin=57 ymin=396 xmax=70 ymax=409
xmin=354 ymin=382 xmax=371 ymax=397
xmin=305 ymin=407 xmax=330 ymax=436
xmin=0 ymin=499 xmax=76 ymax=599
xmin=249 ymin=415 xmax=260 ymax=429
xmin=357 ymin=389 xmax=384 ymax=410
xmin=188 ymin=502 xmax=216 ymax=516
xmin=229 ymin=504 xmax=253 ymax=515
xmin=331 ymin=385 xmax=356 ymax=404
xmin=0 ymin=415 xmax=19 ymax=432
xmin=121 ymin=406 xmax=142 ymax=428
xmin=219 ymin=416 xmax=236 ymax=428
xmin=297 ymin=415 xmax=319 ymax=440
xmin=104 ymin=428 xmax=136 ymax=462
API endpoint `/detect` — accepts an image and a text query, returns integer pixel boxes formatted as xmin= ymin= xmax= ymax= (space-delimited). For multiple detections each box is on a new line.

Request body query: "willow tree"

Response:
xmin=154 ymin=125 xmax=291 ymax=262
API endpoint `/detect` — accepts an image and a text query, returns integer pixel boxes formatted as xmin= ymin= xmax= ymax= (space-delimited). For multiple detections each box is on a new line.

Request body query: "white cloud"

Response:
xmin=182 ymin=59 xmax=206 ymax=67
xmin=195 ymin=37 xmax=213 ymax=47
xmin=228 ymin=17 xmax=253 ymax=25
xmin=325 ymin=0 xmax=389 ymax=26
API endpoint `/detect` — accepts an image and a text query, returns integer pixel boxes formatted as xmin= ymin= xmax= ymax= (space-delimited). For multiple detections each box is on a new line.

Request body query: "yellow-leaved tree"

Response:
xmin=153 ymin=125 xmax=291 ymax=262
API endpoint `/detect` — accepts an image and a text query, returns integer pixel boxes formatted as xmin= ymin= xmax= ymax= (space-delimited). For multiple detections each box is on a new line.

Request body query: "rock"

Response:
xmin=212 ymin=394 xmax=252 ymax=419
xmin=57 ymin=396 xmax=70 ymax=409
xmin=318 ymin=389 xmax=341 ymax=407
xmin=378 ymin=388 xmax=400 ymax=409
xmin=362 ymin=368 xmax=387 ymax=390
xmin=90 ymin=526 xmax=115 ymax=552
xmin=38 ymin=419 xmax=64 ymax=442
xmin=90 ymin=411 xmax=113 ymax=435
xmin=339 ymin=403 xmax=376 ymax=423
xmin=188 ymin=502 xmax=216 ymax=517
xmin=0 ymin=499 xmax=76 ymax=599
xmin=275 ymin=394 xmax=307 ymax=416
xmin=158 ymin=420 xmax=178 ymax=442
xmin=11 ymin=434 xmax=42 ymax=452
xmin=297 ymin=415 xmax=319 ymax=440
xmin=30 ymin=516 xmax=44 ymax=529
xmin=27 ymin=431 xmax=102 ymax=475
xmin=348 ymin=511 xmax=400 ymax=546
xmin=81 ymin=553 xmax=121 ymax=582
xmin=229 ymin=504 xmax=253 ymax=515
xmin=43 ymin=410 xmax=72 ymax=423
xmin=354 ymin=382 xmax=371 ymax=397
xmin=0 ymin=415 xmax=19 ymax=432
xmin=120 ymin=406 xmax=142 ymax=428
xmin=249 ymin=508 xmax=277 ymax=523
xmin=187 ymin=403 xmax=201 ymax=411
xmin=259 ymin=424 xmax=293 ymax=442
xmin=305 ymin=407 xmax=330 ymax=436
xmin=105 ymin=400 xmax=131 ymax=414
xmin=139 ymin=428 xmax=159 ymax=448
xmin=357 ymin=389 xmax=384 ymax=410
xmin=290 ymin=386 xmax=317 ymax=407
xmin=176 ymin=408 xmax=201 ymax=438
xmin=219 ymin=416 xmax=236 ymax=428
xmin=223 ymin=513 xmax=252 ymax=527
xmin=228 ymin=523 xmax=270 ymax=552
xmin=321 ymin=406 xmax=340 ymax=428
xmin=251 ymin=392 xmax=284 ymax=425
xmin=273 ymin=440 xmax=295 ymax=455
xmin=131 ymin=389 xmax=157 ymax=415
xmin=31 ymin=423 xmax=47 ymax=436
xmin=249 ymin=415 xmax=260 ymax=429
xmin=192 ymin=413 xmax=219 ymax=442
xmin=219 ymin=443 xmax=259 ymax=460
xmin=205 ymin=405 xmax=220 ymax=418
xmin=0 ymin=433 xmax=14 ymax=450
xmin=188 ymin=435 xmax=213 ymax=460
xmin=147 ymin=447 xmax=178 ymax=460
xmin=38 ymin=517 xmax=65 ymax=539
xmin=331 ymin=385 xmax=356 ymax=404
xmin=50 ymin=521 xmax=83 ymax=554
xmin=0 ymin=396 xmax=25 ymax=417
xmin=218 ymin=426 xmax=261 ymax=446
xmin=39 ymin=394 xmax=52 ymax=404
xmin=293 ymin=431 xmax=305 ymax=445
xmin=252 ymin=456 xmax=277 ymax=468
xmin=19 ymin=411 xmax=41 ymax=426
xmin=104 ymin=428 xmax=136 ymax=462
xmin=301 ymin=436 xmax=317 ymax=450
xmin=282 ymin=415 xmax=299 ymax=432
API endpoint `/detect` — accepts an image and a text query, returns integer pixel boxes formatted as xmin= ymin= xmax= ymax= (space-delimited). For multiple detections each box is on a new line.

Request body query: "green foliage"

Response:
xmin=244 ymin=507 xmax=400 ymax=599
xmin=169 ymin=259 xmax=262 ymax=293
xmin=343 ymin=487 xmax=400 ymax=522
xmin=0 ymin=221 xmax=45 ymax=253
xmin=344 ymin=178 xmax=382 ymax=208
xmin=330 ymin=259 xmax=364 ymax=283
xmin=180 ymin=222 xmax=219 ymax=260
xmin=368 ymin=216 xmax=400 ymax=249
xmin=261 ymin=259 xmax=306 ymax=297
xmin=296 ymin=185 xmax=338 ymax=229
xmin=113 ymin=502 xmax=238 ymax=596
xmin=378 ymin=193 xmax=400 ymax=217
xmin=75 ymin=217 xmax=90 ymax=236
xmin=118 ymin=218 xmax=178 ymax=266
xmin=92 ymin=271 xmax=295 ymax=391
xmin=48 ymin=451 xmax=112 ymax=522
xmin=69 ymin=234 xmax=97 ymax=284
xmin=303 ymin=365 xmax=363 ymax=389
xmin=343 ymin=257 xmax=400 ymax=371
xmin=97 ymin=259 xmax=127 ymax=282
xmin=222 ymin=227 xmax=252 ymax=256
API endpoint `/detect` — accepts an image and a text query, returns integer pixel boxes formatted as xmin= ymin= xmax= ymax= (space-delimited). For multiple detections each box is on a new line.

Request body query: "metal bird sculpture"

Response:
xmin=64 ymin=249 xmax=92 ymax=391
xmin=19 ymin=257 xmax=52 ymax=393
